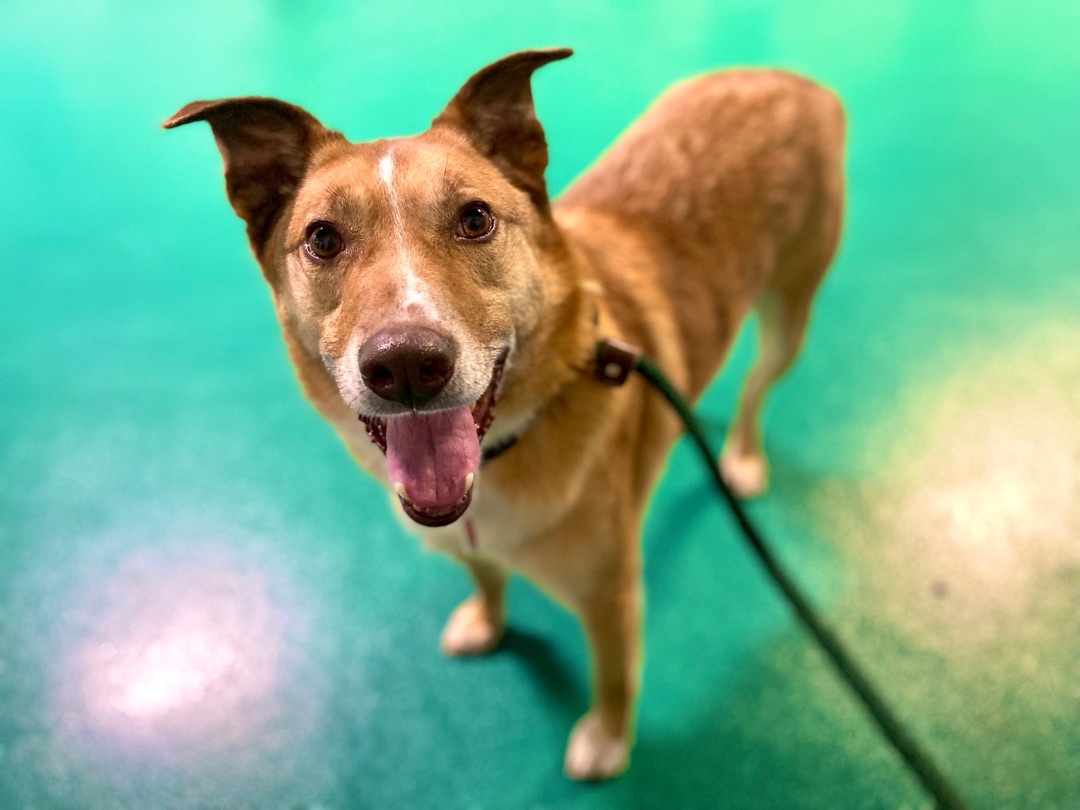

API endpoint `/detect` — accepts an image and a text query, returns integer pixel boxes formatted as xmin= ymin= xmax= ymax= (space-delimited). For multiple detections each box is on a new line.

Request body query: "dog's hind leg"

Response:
xmin=720 ymin=283 xmax=816 ymax=498
xmin=719 ymin=105 xmax=845 ymax=498
xmin=720 ymin=159 xmax=844 ymax=500
xmin=441 ymin=555 xmax=508 ymax=656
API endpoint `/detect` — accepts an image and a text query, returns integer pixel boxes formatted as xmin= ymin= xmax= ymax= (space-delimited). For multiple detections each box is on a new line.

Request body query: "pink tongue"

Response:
xmin=385 ymin=407 xmax=480 ymax=510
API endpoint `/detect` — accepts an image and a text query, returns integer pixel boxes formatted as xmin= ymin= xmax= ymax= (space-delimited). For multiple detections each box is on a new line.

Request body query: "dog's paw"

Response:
xmin=564 ymin=712 xmax=630 ymax=781
xmin=719 ymin=449 xmax=769 ymax=499
xmin=440 ymin=596 xmax=504 ymax=656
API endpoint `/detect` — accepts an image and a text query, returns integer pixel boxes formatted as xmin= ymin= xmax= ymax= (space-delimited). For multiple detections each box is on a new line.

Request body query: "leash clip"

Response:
xmin=594 ymin=338 xmax=643 ymax=386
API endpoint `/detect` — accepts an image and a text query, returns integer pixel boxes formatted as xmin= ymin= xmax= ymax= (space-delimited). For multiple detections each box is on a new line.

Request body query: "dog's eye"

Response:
xmin=457 ymin=202 xmax=496 ymax=240
xmin=305 ymin=223 xmax=344 ymax=260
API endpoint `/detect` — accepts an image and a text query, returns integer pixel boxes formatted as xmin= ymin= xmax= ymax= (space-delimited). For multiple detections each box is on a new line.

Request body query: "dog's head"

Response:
xmin=165 ymin=49 xmax=574 ymax=527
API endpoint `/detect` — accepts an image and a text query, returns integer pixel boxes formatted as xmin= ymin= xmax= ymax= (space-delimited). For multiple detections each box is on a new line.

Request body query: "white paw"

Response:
xmin=564 ymin=712 xmax=630 ymax=781
xmin=440 ymin=597 xmax=504 ymax=657
xmin=719 ymin=449 xmax=769 ymax=499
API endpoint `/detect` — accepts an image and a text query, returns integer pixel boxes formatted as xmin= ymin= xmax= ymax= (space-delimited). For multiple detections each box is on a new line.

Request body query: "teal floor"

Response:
xmin=2 ymin=2 xmax=1078 ymax=808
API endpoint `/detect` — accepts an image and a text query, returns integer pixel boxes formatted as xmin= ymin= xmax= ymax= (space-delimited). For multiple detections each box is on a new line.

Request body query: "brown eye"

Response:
xmin=305 ymin=222 xmax=344 ymax=260
xmin=457 ymin=202 xmax=495 ymax=240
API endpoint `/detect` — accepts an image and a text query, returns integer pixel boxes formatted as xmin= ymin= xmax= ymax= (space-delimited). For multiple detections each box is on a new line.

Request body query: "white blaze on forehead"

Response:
xmin=378 ymin=152 xmax=395 ymax=186
xmin=378 ymin=148 xmax=440 ymax=318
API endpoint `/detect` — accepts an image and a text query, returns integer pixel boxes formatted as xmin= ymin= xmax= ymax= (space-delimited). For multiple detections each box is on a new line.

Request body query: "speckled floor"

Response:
xmin=2 ymin=2 xmax=1078 ymax=808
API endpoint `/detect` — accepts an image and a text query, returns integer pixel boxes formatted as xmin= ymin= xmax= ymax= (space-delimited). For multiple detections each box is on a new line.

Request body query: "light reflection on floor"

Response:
xmin=800 ymin=319 xmax=1080 ymax=805
xmin=899 ymin=391 xmax=1076 ymax=611
xmin=872 ymin=321 xmax=1080 ymax=642
xmin=25 ymin=534 xmax=344 ymax=807
xmin=63 ymin=550 xmax=285 ymax=758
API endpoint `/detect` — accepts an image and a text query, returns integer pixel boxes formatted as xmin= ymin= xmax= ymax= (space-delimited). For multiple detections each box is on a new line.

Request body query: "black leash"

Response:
xmin=481 ymin=433 xmax=519 ymax=464
xmin=594 ymin=338 xmax=968 ymax=810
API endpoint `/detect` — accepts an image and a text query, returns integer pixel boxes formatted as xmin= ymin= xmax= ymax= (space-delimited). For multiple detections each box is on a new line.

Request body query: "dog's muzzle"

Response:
xmin=359 ymin=342 xmax=507 ymax=528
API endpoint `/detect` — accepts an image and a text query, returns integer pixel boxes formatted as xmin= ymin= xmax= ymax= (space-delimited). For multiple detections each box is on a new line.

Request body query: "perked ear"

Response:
xmin=433 ymin=48 xmax=573 ymax=214
xmin=164 ymin=98 xmax=341 ymax=254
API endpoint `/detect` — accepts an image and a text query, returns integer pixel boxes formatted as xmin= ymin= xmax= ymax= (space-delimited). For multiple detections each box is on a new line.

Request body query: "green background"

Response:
xmin=2 ymin=1 xmax=1078 ymax=807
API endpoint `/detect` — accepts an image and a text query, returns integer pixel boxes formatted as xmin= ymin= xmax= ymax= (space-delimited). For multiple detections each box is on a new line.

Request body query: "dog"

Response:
xmin=165 ymin=48 xmax=845 ymax=780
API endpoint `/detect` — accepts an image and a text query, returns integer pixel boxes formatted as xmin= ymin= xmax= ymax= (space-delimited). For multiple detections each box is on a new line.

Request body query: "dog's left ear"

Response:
xmin=433 ymin=48 xmax=572 ymax=214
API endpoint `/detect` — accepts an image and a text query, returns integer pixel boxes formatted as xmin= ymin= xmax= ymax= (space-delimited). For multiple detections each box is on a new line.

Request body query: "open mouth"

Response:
xmin=359 ymin=352 xmax=506 ymax=527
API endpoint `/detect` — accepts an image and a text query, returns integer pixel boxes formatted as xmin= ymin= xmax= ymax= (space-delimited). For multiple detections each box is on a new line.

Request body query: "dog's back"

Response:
xmin=558 ymin=70 xmax=846 ymax=399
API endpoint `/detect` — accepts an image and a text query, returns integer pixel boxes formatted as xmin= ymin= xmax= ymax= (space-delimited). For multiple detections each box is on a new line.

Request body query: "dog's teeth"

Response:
xmin=394 ymin=482 xmax=407 ymax=500
xmin=464 ymin=473 xmax=474 ymax=494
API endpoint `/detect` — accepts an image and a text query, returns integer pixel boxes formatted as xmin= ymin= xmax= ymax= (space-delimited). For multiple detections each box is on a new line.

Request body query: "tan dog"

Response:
xmin=165 ymin=48 xmax=844 ymax=780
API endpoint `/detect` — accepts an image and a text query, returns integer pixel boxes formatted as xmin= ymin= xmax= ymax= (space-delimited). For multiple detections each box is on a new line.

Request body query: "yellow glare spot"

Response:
xmin=841 ymin=318 xmax=1080 ymax=645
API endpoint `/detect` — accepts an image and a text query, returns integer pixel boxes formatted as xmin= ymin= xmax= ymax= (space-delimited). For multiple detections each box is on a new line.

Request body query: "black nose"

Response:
xmin=359 ymin=326 xmax=456 ymax=407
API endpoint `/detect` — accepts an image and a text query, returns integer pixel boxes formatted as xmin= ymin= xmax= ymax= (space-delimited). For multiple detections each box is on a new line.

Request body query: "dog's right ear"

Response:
xmin=164 ymin=98 xmax=341 ymax=255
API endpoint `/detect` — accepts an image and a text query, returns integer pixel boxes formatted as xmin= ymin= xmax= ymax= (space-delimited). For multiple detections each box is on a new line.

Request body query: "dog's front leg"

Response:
xmin=508 ymin=481 xmax=644 ymax=779
xmin=564 ymin=569 xmax=641 ymax=781
xmin=441 ymin=554 xmax=508 ymax=657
